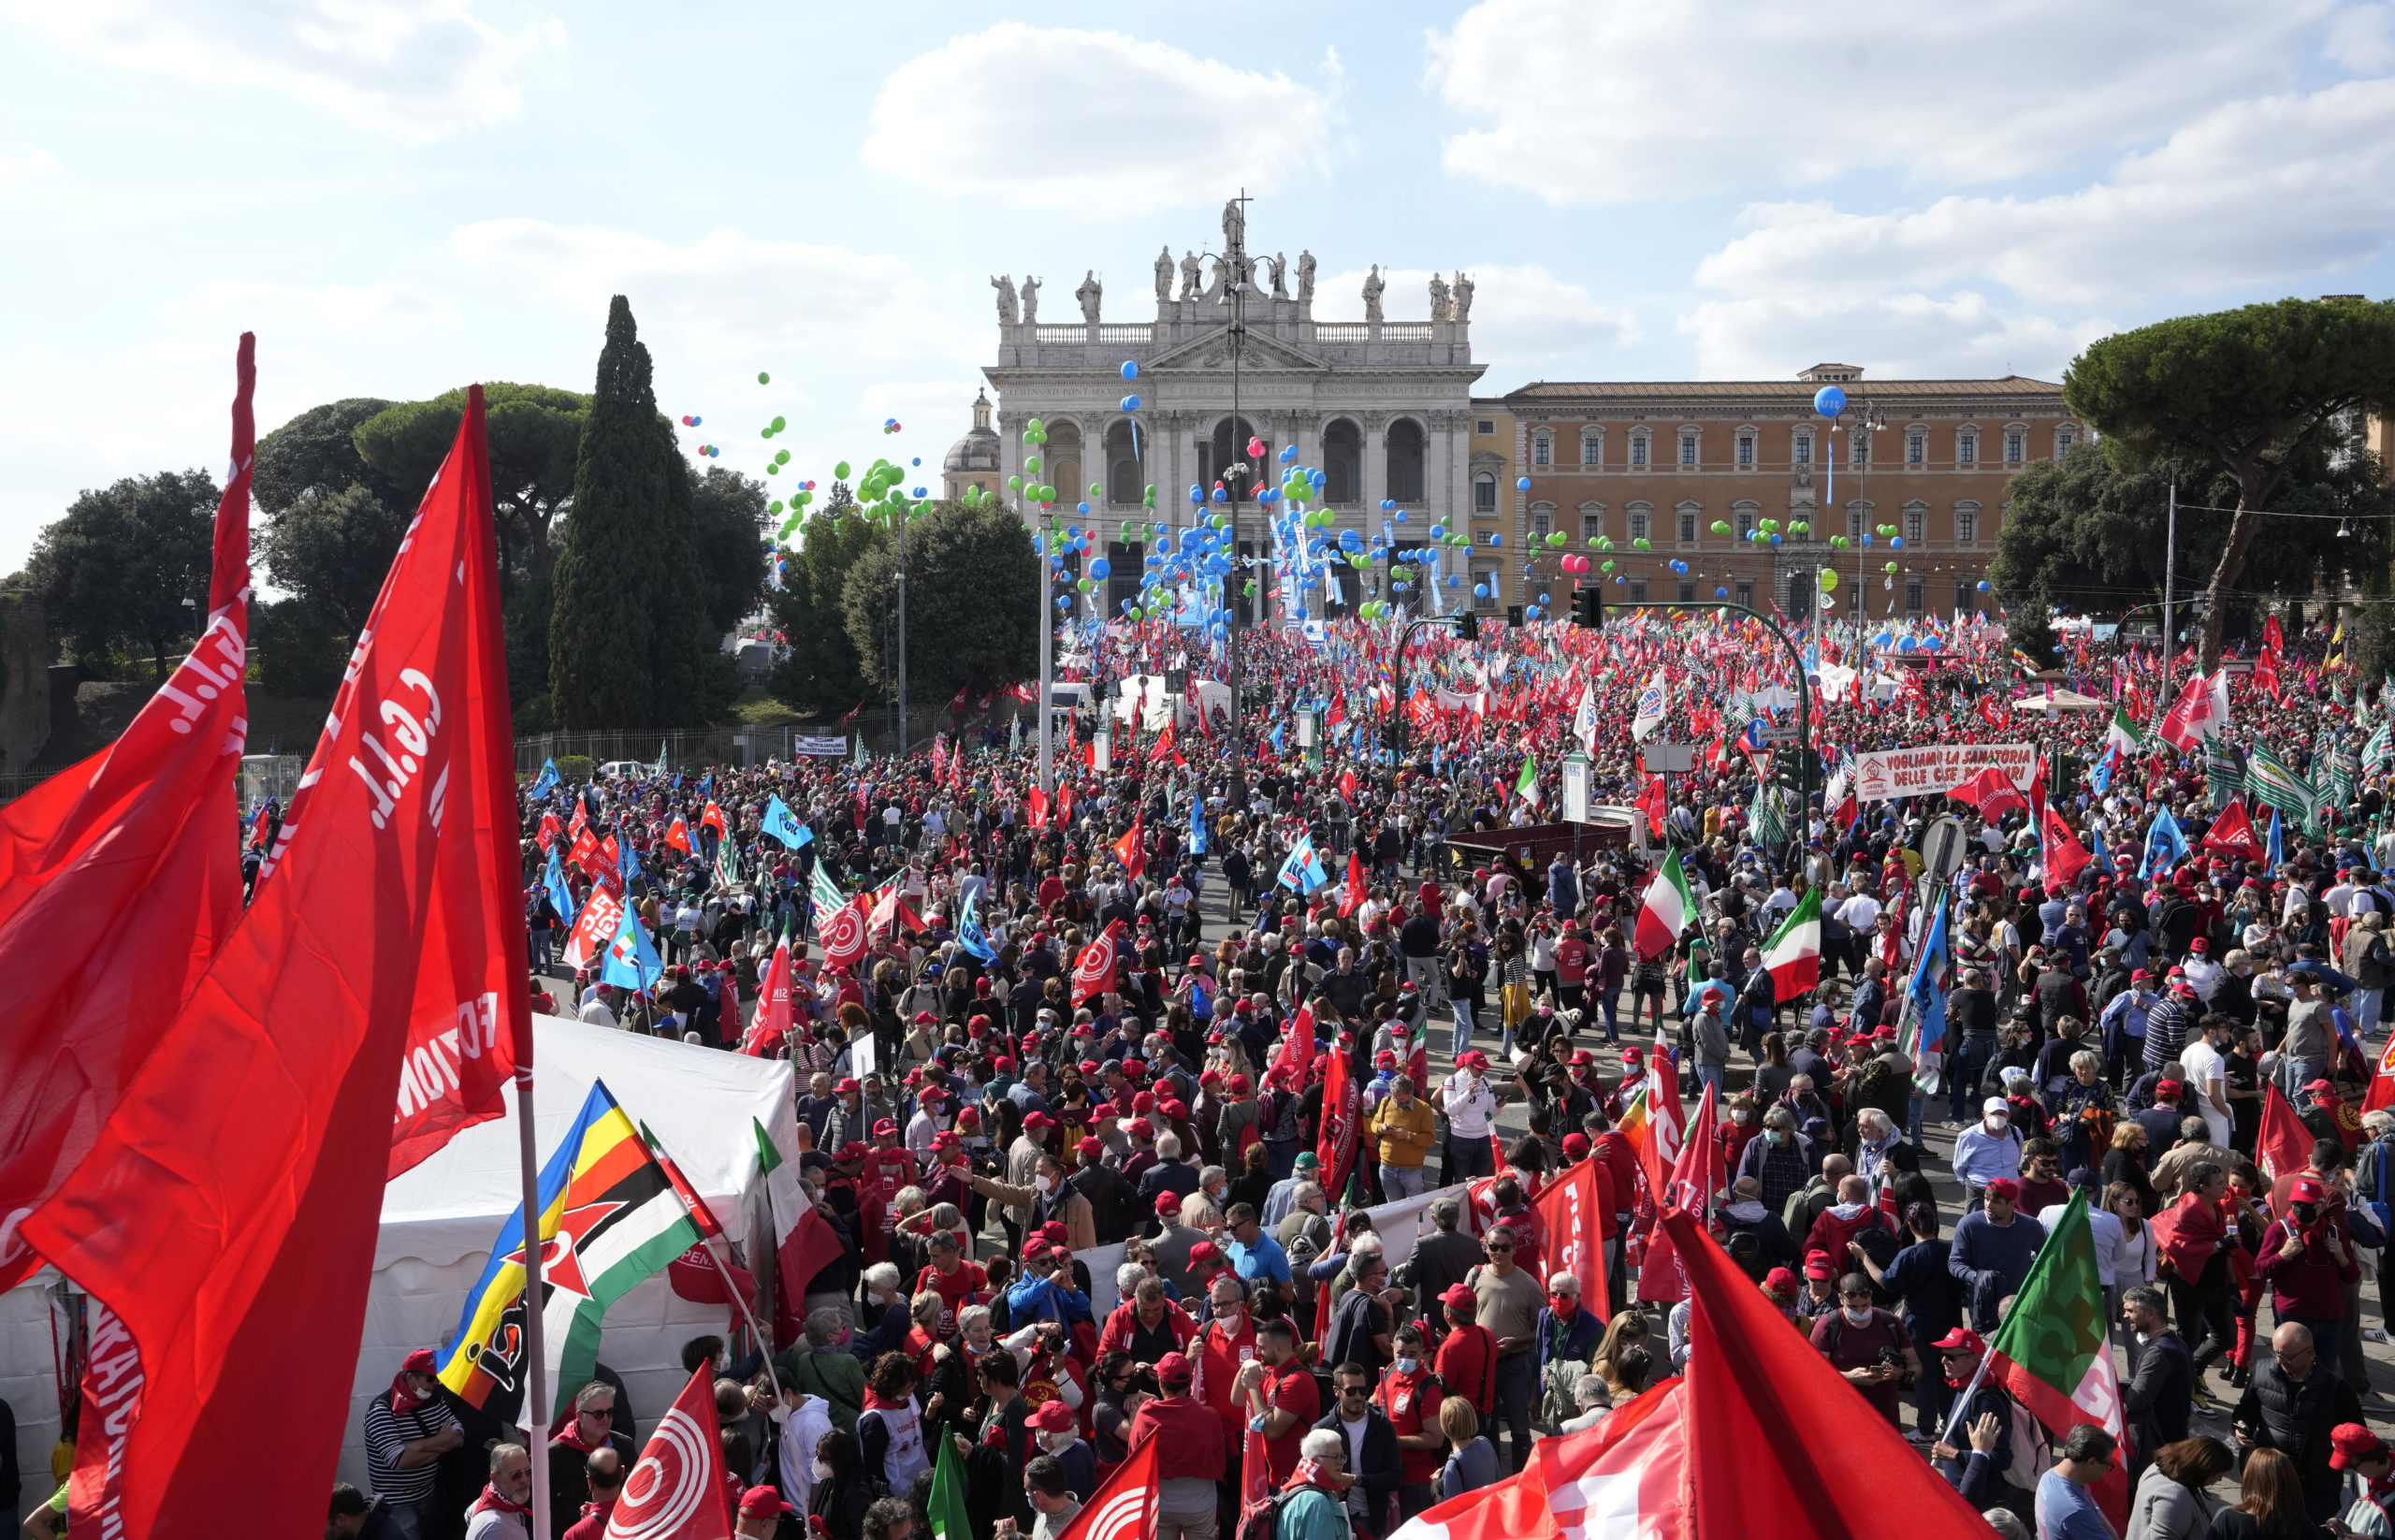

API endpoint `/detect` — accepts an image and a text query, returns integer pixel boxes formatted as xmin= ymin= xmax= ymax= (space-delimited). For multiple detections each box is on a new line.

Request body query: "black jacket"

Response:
xmin=2234 ymin=1359 xmax=2366 ymax=1504
xmin=2122 ymin=1329 xmax=2193 ymax=1455
xmin=1314 ymin=1403 xmax=1404 ymax=1514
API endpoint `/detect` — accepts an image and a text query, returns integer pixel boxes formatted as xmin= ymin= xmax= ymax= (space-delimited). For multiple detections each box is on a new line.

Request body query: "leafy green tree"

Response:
xmin=354 ymin=383 xmax=588 ymax=584
xmin=253 ymin=398 xmax=400 ymax=515
xmin=24 ymin=470 xmax=219 ymax=676
xmin=254 ymin=482 xmax=408 ymax=635
xmin=2064 ymin=297 xmax=2395 ymax=666
xmin=1990 ymin=436 xmax=2392 ymax=646
xmin=688 ymin=465 xmax=770 ymax=634
xmin=767 ymin=484 xmax=882 ymax=716
xmin=547 ymin=297 xmax=716 ymax=728
xmin=842 ymin=499 xmax=1037 ymax=712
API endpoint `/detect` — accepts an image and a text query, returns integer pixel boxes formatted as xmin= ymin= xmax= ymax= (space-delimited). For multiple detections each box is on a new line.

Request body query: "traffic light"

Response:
xmin=1457 ymin=612 xmax=1479 ymax=642
xmin=1574 ymin=587 xmax=1604 ymax=630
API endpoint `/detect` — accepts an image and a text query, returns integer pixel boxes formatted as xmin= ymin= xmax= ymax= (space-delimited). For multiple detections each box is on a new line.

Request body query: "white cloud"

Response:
xmin=0 ymin=146 xmax=56 ymax=195
xmin=864 ymin=24 xmax=1337 ymax=212
xmin=1426 ymin=0 xmax=2332 ymax=204
xmin=1314 ymin=264 xmax=1637 ymax=364
xmin=1694 ymin=79 xmax=2395 ymax=308
xmin=2329 ymin=2 xmax=2395 ymax=69
xmin=1676 ymin=292 xmax=2112 ymax=382
xmin=0 ymin=0 xmax=563 ymax=140
xmin=159 ymin=280 xmax=455 ymax=334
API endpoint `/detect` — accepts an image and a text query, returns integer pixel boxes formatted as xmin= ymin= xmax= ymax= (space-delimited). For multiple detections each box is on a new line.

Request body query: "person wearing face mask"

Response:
xmin=1196 ymin=1275 xmax=1260 ymax=1525
xmin=1734 ymin=1106 xmax=1810 ymax=1217
xmin=1373 ymin=1324 xmax=1446 ymax=1524
xmin=1923 ymin=1329 xmax=2023 ymax=1512
xmin=1807 ymin=1271 xmax=1918 ymax=1427
xmin=807 ymin=1429 xmax=877 ymax=1540
xmin=1951 ymin=1097 xmax=2024 ymax=1211
xmin=2255 ymin=1173 xmax=2362 ymax=1370
xmin=1025 ymin=1399 xmax=1095 ymax=1500
xmin=756 ymin=1372 xmax=835 ymax=1515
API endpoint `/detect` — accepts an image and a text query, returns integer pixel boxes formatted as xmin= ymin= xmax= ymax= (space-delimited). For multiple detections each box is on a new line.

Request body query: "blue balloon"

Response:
xmin=1121 ymin=360 xmax=1139 ymax=380
xmin=1473 ymin=584 xmax=1489 ymax=599
xmin=1516 ymin=477 xmax=1531 ymax=491
xmin=1429 ymin=524 xmax=1444 ymax=539
xmin=1769 ymin=532 xmax=1781 ymax=546
xmin=1121 ymin=394 xmax=1140 ymax=412
xmin=1395 ymin=510 xmax=1408 ymax=522
xmin=1189 ymin=484 xmax=1204 ymax=504
xmin=1716 ymin=587 xmax=1729 ymax=598
xmin=1890 ymin=536 xmax=1905 ymax=549
xmin=1861 ymin=532 xmax=1873 ymax=547
xmin=911 ymin=458 xmax=921 ymax=467
xmin=1381 ymin=499 xmax=1394 ymax=510
xmin=1090 ymin=558 xmax=1110 ymax=579
xmin=1538 ymin=592 xmax=1549 ymax=604
xmin=1212 ymin=487 xmax=1227 ymax=502
xmin=1813 ymin=385 xmax=1847 ymax=418
xmin=1446 ymin=574 xmax=1459 ymax=587
xmin=1490 ymin=534 xmax=1503 ymax=546
xmin=1280 ymin=444 xmax=1297 ymax=464
xmin=1978 ymin=580 xmax=1991 ymax=591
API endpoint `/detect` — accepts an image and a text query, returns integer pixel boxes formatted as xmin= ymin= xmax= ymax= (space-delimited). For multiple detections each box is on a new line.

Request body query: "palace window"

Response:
xmin=1735 ymin=430 xmax=1755 ymax=468
xmin=1957 ymin=428 xmax=1978 ymax=466
xmin=2004 ymin=428 xmax=2026 ymax=464
xmin=1678 ymin=429 xmax=1700 ymax=468
xmin=1907 ymin=429 xmax=1926 ymax=465
xmin=1629 ymin=431 xmax=1649 ymax=469
xmin=1474 ymin=472 xmax=1496 ymax=511
xmin=1532 ymin=433 xmax=1552 ymax=468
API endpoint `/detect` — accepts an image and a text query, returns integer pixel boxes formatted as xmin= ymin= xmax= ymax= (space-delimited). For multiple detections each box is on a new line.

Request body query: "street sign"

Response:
xmin=1642 ymin=742 xmax=1697 ymax=775
xmin=1561 ymin=752 xmax=1589 ymax=824
xmin=1757 ymin=720 xmax=1800 ymax=744
xmin=1920 ymin=813 xmax=1969 ymax=883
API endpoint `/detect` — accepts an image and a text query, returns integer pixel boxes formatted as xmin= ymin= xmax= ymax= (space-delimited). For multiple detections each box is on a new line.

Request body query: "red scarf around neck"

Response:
xmin=470 ymin=1483 xmax=530 ymax=1518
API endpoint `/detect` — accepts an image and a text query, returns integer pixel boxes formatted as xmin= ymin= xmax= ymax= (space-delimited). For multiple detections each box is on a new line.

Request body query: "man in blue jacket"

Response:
xmin=1534 ymin=1272 xmax=1603 ymax=1430
xmin=1947 ymin=1178 xmax=2043 ymax=1330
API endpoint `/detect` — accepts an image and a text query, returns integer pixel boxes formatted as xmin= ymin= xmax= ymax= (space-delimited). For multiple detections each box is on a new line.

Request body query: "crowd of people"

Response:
xmin=317 ymin=608 xmax=2395 ymax=1540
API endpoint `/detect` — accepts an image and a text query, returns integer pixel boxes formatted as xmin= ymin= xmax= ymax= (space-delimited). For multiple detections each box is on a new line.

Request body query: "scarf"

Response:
xmin=552 ymin=1422 xmax=606 ymax=1455
xmin=1284 ymin=1458 xmax=1344 ymax=1496
xmin=388 ymin=1373 xmax=432 ymax=1417
xmin=469 ymin=1484 xmax=530 ymax=1519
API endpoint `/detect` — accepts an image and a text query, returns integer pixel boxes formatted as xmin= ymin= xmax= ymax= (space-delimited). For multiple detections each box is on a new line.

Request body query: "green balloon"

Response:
xmin=757 ymin=370 xmax=770 ymax=385
xmin=1025 ymin=455 xmax=1042 ymax=475
xmin=1090 ymin=482 xmax=1103 ymax=499
xmin=1820 ymin=569 xmax=1839 ymax=591
xmin=835 ymin=461 xmax=851 ymax=479
xmin=1008 ymin=475 xmax=1022 ymax=490
xmin=1078 ymin=578 xmax=1094 ymax=592
xmin=771 ymin=415 xmax=786 ymax=432
xmin=769 ymin=500 xmax=784 ymax=515
xmin=1884 ymin=561 xmax=1899 ymax=574
xmin=766 ymin=463 xmax=779 ymax=474
xmin=1633 ymin=538 xmax=1651 ymax=551
xmin=775 ymin=449 xmax=791 ymax=464
xmin=1712 ymin=520 xmax=1731 ymax=534
xmin=1027 ymin=417 xmax=1045 ymax=433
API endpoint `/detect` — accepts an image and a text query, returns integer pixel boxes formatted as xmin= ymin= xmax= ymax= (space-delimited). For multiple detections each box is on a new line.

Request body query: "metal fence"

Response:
xmin=512 ymin=717 xmax=1014 ymax=778
xmin=0 ymin=770 xmax=56 ymax=806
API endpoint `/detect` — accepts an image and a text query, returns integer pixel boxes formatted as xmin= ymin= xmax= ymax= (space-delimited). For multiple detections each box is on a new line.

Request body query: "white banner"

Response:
xmin=792 ymin=733 xmax=848 ymax=757
xmin=1851 ymin=741 xmax=2037 ymax=803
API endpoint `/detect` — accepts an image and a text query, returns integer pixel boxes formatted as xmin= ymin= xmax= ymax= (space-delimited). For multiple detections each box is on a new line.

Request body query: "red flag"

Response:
xmin=701 ymin=800 xmax=728 ymax=837
xmin=2258 ymin=1084 xmax=2315 ymax=1211
xmin=1531 ymin=1155 xmax=1614 ymax=1323
xmin=1027 ymin=786 xmax=1050 ymax=829
xmin=948 ymin=683 xmax=970 ymax=714
xmin=820 ymin=895 xmax=868 ymax=971
xmin=1662 ymin=1205 xmax=1994 ymax=1539
xmin=0 ymin=335 xmax=255 ymax=1294
xmin=1148 ymin=718 xmax=1179 ymax=766
xmin=1054 ymin=1434 xmax=1157 ymax=1540
xmin=1636 ymin=1082 xmax=1720 ymax=1303
xmin=25 ymin=387 xmax=528 ymax=1539
xmin=2202 ymin=797 xmax=2259 ymax=860
xmin=1395 ymin=1380 xmax=1690 ymax=1540
xmin=666 ymin=816 xmax=694 ymax=854
xmin=1338 ymin=850 xmax=1368 ymax=918
xmin=1113 ymin=812 xmax=1146 ymax=881
xmin=667 ymin=1242 xmax=757 ymax=1311
xmin=741 ymin=939 xmax=794 ymax=1056
xmin=536 ymin=811 xmax=561 ymax=850
xmin=2366 ymin=1031 xmax=2395 ymax=1115
xmin=568 ymin=825 xmax=601 ymax=874
xmin=1315 ymin=1033 xmax=1361 ymax=1202
xmin=2041 ymin=807 xmax=2092 ymax=888
xmin=1338 ymin=768 xmax=1357 ymax=802
xmin=608 ymin=1366 xmax=731 ymax=1540
xmin=1633 ymin=773 xmax=1670 ymax=837
xmin=842 ymin=697 xmax=866 ymax=726
xmin=1948 ymin=764 xmax=2026 ymax=821
xmin=1072 ymin=919 xmax=1125 ymax=1006
xmin=1267 ymin=1001 xmax=1316 ymax=1092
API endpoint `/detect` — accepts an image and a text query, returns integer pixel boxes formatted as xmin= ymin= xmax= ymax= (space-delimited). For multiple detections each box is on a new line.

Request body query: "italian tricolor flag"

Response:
xmin=2105 ymin=703 xmax=2145 ymax=754
xmin=1634 ymin=849 xmax=1696 ymax=959
xmin=1759 ymin=888 xmax=1822 ymax=994
xmin=1989 ymin=1194 xmax=2130 ymax=1532
xmin=756 ymin=1117 xmax=847 ymax=1343
xmin=1514 ymin=752 xmax=1542 ymax=809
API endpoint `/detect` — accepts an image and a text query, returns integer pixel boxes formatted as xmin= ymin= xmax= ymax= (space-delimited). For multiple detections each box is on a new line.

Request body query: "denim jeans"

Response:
xmin=1598 ymin=988 xmax=1620 ymax=1042
xmin=1694 ymin=1064 xmax=1725 ymax=1104
xmin=2358 ymin=987 xmax=2386 ymax=1040
xmin=1948 ymin=1035 xmax=1996 ymax=1122
xmin=1446 ymin=1137 xmax=1495 ymax=1183
xmin=1380 ymin=1163 xmax=1427 ymax=1201
xmin=530 ymin=927 xmax=554 ymax=972
xmin=1451 ymin=1001 xmax=1478 ymax=1059
xmin=1491 ymin=1352 xmax=1536 ymax=1472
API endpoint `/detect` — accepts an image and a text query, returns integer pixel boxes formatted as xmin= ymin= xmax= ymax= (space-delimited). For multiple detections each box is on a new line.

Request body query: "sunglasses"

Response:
xmin=1340 ymin=1386 xmax=1371 ymax=1397
xmin=583 ymin=1406 xmax=616 ymax=1420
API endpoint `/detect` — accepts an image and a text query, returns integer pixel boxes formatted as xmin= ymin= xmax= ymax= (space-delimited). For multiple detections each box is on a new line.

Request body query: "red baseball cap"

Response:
xmin=1154 ymin=1193 xmax=1183 ymax=1216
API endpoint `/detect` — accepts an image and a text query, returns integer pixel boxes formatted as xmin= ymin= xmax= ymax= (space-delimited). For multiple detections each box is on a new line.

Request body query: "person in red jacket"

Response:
xmin=1125 ymin=1352 xmax=1227 ymax=1540
xmin=2157 ymin=1161 xmax=2238 ymax=1384
xmin=1096 ymin=1275 xmax=1197 ymax=1373
xmin=1430 ymin=1284 xmax=1497 ymax=1417
xmin=1374 ymin=1322 xmax=1447 ymax=1524
xmin=2255 ymin=1173 xmax=2364 ymax=1370
xmin=911 ymin=1230 xmax=987 ymax=1336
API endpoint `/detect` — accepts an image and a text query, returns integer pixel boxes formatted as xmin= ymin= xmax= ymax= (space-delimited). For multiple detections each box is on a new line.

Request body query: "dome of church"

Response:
xmin=945 ymin=388 xmax=1000 ymax=474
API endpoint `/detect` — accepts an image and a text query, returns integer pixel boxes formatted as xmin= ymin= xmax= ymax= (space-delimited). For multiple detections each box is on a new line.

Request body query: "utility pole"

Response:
xmin=1223 ymin=188 xmax=1253 ymax=814
xmin=1037 ymin=502 xmax=1052 ymax=794
xmin=2162 ymin=476 xmax=2177 ymax=661
xmin=896 ymin=505 xmax=908 ymax=757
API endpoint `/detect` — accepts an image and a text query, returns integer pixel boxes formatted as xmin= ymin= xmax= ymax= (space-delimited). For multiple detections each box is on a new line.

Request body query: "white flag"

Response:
xmin=1631 ymin=669 xmax=1669 ymax=742
xmin=1574 ymin=682 xmax=1598 ymax=754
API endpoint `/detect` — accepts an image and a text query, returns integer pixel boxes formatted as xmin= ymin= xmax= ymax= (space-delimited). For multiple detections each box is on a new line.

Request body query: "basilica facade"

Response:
xmin=962 ymin=211 xmax=1486 ymax=619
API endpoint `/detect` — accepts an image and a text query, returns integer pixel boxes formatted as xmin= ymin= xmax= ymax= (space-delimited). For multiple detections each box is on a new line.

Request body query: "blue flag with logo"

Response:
xmin=1191 ymin=797 xmax=1208 ymax=857
xmin=529 ymin=758 xmax=560 ymax=799
xmin=601 ymin=903 xmax=663 ymax=993
xmin=1278 ymin=833 xmax=1328 ymax=893
xmin=2139 ymin=805 xmax=2189 ymax=879
xmin=762 ymin=793 xmax=813 ymax=850
xmin=1906 ymin=899 xmax=1951 ymax=1057
xmin=957 ymin=885 xmax=997 ymax=964
xmin=1269 ymin=722 xmax=1285 ymax=755
xmin=618 ymin=834 xmax=643 ymax=884
xmin=544 ymin=849 xmax=578 ymax=931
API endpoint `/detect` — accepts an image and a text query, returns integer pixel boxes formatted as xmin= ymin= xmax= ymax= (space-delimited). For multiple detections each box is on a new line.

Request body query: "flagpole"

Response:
xmin=1938 ymin=1341 xmax=1998 ymax=1451
xmin=514 ymin=1070 xmax=553 ymax=1540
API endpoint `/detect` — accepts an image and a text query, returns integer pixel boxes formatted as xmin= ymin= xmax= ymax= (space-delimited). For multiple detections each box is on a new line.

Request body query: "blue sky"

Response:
xmin=4 ymin=0 xmax=2394 ymax=574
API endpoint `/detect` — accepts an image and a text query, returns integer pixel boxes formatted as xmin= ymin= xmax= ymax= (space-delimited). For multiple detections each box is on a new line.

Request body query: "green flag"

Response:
xmin=1987 ymin=1192 xmax=2128 ymax=1521
xmin=1513 ymin=752 xmax=1542 ymax=810
xmin=927 ymin=1422 xmax=973 ymax=1540
xmin=810 ymin=863 xmax=845 ymax=938
xmin=2244 ymin=744 xmax=2315 ymax=821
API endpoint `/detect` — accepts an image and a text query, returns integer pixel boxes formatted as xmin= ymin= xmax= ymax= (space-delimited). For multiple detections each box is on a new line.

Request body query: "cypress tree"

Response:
xmin=547 ymin=296 xmax=713 ymax=727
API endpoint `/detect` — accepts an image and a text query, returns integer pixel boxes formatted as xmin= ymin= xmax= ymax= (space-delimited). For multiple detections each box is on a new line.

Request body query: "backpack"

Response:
xmin=1722 ymin=1225 xmax=1767 ymax=1282
xmin=1235 ymin=1489 xmax=1306 ymax=1540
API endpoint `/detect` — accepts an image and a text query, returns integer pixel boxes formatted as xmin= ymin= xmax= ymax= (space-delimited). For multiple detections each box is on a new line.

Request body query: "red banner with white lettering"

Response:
xmin=1531 ymin=1155 xmax=1615 ymax=1324
xmin=27 ymin=388 xmax=527 ymax=1540
xmin=0 ymin=335 xmax=255 ymax=1293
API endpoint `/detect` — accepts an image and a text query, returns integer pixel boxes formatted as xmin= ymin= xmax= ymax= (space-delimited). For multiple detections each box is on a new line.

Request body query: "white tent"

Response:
xmin=341 ymin=1014 xmax=795 ymax=1488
